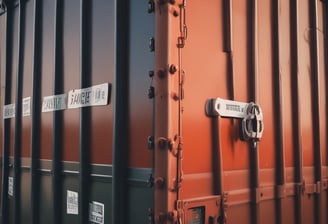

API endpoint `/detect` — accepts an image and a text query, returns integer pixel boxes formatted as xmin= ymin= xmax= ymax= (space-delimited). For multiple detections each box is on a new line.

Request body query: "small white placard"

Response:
xmin=8 ymin=177 xmax=13 ymax=196
xmin=68 ymin=83 xmax=109 ymax=109
xmin=3 ymin=104 xmax=15 ymax=119
xmin=67 ymin=190 xmax=79 ymax=215
xmin=89 ymin=201 xmax=105 ymax=224
xmin=211 ymin=98 xmax=248 ymax=118
xmin=42 ymin=94 xmax=67 ymax=112
xmin=23 ymin=97 xmax=31 ymax=117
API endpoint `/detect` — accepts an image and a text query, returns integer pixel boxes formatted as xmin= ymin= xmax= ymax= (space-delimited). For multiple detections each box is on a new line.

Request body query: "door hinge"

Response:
xmin=148 ymin=208 xmax=155 ymax=224
xmin=177 ymin=0 xmax=187 ymax=48
xmin=148 ymin=135 xmax=155 ymax=150
xmin=149 ymin=37 xmax=155 ymax=52
xmin=148 ymin=0 xmax=155 ymax=13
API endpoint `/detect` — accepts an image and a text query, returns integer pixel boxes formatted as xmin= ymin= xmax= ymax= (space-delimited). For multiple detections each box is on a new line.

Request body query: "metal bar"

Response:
xmin=248 ymin=0 xmax=260 ymax=223
xmin=290 ymin=0 xmax=303 ymax=223
xmin=222 ymin=0 xmax=232 ymax=53
xmin=222 ymin=0 xmax=234 ymax=101
xmin=30 ymin=0 xmax=42 ymax=223
xmin=52 ymin=0 xmax=63 ymax=223
xmin=13 ymin=1 xmax=26 ymax=223
xmin=211 ymin=118 xmax=223 ymax=196
xmin=272 ymin=0 xmax=285 ymax=188
xmin=309 ymin=0 xmax=322 ymax=184
xmin=309 ymin=1 xmax=322 ymax=224
xmin=271 ymin=0 xmax=285 ymax=223
xmin=210 ymin=117 xmax=225 ymax=223
xmin=1 ymin=2 xmax=14 ymax=224
xmin=79 ymin=0 xmax=92 ymax=223
xmin=249 ymin=0 xmax=258 ymax=102
xmin=112 ymin=0 xmax=130 ymax=223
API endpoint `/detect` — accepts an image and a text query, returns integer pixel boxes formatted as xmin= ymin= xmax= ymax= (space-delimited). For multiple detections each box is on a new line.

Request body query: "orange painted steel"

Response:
xmin=153 ymin=0 xmax=328 ymax=223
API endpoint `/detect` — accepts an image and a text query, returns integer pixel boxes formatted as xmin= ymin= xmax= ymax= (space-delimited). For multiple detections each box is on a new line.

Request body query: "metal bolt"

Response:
xmin=157 ymin=69 xmax=166 ymax=79
xmin=155 ymin=177 xmax=165 ymax=188
xmin=148 ymin=86 xmax=155 ymax=99
xmin=173 ymin=10 xmax=179 ymax=17
xmin=148 ymin=135 xmax=155 ymax=149
xmin=148 ymin=0 xmax=155 ymax=13
xmin=167 ymin=210 xmax=178 ymax=222
xmin=149 ymin=37 xmax=155 ymax=52
xmin=158 ymin=137 xmax=168 ymax=149
xmin=172 ymin=93 xmax=179 ymax=101
xmin=169 ymin=64 xmax=177 ymax=74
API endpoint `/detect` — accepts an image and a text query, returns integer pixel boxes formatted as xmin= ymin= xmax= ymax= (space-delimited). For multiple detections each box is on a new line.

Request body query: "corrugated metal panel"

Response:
xmin=0 ymin=0 xmax=153 ymax=224
xmin=153 ymin=0 xmax=328 ymax=223
xmin=0 ymin=0 xmax=327 ymax=224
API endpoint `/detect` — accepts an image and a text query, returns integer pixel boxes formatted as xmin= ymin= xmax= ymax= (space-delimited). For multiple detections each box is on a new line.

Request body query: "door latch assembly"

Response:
xmin=206 ymin=98 xmax=264 ymax=143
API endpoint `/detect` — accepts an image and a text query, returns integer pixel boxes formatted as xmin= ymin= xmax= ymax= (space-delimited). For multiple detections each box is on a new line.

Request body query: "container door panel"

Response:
xmin=160 ymin=0 xmax=328 ymax=223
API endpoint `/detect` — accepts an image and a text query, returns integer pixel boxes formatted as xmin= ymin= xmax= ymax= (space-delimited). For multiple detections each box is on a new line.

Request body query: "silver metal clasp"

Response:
xmin=206 ymin=98 xmax=264 ymax=144
xmin=241 ymin=102 xmax=263 ymax=142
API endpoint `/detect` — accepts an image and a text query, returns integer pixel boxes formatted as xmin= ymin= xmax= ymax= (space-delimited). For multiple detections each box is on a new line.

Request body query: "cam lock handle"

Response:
xmin=241 ymin=102 xmax=263 ymax=142
xmin=206 ymin=98 xmax=264 ymax=143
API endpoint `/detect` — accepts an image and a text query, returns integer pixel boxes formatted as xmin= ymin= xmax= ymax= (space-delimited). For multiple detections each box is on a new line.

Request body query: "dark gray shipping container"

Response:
xmin=0 ymin=0 xmax=154 ymax=223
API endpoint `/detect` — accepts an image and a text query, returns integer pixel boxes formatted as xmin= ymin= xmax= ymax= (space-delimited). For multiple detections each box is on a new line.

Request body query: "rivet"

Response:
xmin=155 ymin=177 xmax=165 ymax=188
xmin=157 ymin=69 xmax=166 ymax=79
xmin=169 ymin=64 xmax=177 ymax=74
xmin=149 ymin=70 xmax=154 ymax=78
xmin=172 ymin=93 xmax=179 ymax=101
xmin=158 ymin=137 xmax=168 ymax=149
xmin=149 ymin=37 xmax=155 ymax=52
xmin=148 ymin=0 xmax=155 ymax=13
xmin=148 ymin=86 xmax=155 ymax=99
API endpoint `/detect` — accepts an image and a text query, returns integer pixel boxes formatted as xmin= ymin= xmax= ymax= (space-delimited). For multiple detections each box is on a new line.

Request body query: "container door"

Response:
xmin=153 ymin=1 xmax=328 ymax=224
xmin=0 ymin=1 xmax=154 ymax=224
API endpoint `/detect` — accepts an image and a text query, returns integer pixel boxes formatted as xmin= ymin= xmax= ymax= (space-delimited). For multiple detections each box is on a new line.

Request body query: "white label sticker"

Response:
xmin=42 ymin=94 xmax=67 ymax=112
xmin=23 ymin=97 xmax=31 ymax=117
xmin=67 ymin=190 xmax=79 ymax=215
xmin=3 ymin=104 xmax=15 ymax=119
xmin=89 ymin=201 xmax=105 ymax=224
xmin=8 ymin=177 xmax=13 ymax=196
xmin=207 ymin=98 xmax=248 ymax=118
xmin=67 ymin=83 xmax=109 ymax=109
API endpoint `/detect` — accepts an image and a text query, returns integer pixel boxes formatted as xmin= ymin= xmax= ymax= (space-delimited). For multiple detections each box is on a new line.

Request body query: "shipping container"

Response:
xmin=0 ymin=0 xmax=327 ymax=224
